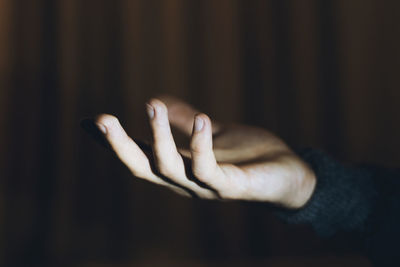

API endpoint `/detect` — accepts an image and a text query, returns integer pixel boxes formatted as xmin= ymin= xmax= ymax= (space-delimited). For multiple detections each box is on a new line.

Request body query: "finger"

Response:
xmin=146 ymin=99 xmax=185 ymax=177
xmin=146 ymin=99 xmax=217 ymax=199
xmin=157 ymin=95 xmax=221 ymax=136
xmin=94 ymin=114 xmax=184 ymax=193
xmin=190 ymin=113 xmax=225 ymax=189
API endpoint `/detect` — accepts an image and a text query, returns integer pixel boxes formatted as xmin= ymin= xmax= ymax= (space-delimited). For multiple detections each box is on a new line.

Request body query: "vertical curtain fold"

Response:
xmin=0 ymin=0 xmax=399 ymax=265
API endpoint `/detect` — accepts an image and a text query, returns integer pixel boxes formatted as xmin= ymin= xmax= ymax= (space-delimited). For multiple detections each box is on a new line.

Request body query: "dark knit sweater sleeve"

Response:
xmin=275 ymin=148 xmax=378 ymax=237
xmin=274 ymin=148 xmax=400 ymax=266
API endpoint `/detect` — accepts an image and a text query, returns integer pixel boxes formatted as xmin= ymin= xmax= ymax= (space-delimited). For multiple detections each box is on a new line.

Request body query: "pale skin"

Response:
xmin=95 ymin=96 xmax=317 ymax=210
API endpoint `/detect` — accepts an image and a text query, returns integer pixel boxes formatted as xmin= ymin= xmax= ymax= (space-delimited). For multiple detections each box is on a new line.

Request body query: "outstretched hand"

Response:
xmin=91 ymin=96 xmax=316 ymax=209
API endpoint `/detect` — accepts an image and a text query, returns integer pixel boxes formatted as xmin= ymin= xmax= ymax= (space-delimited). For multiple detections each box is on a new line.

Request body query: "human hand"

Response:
xmin=89 ymin=96 xmax=316 ymax=209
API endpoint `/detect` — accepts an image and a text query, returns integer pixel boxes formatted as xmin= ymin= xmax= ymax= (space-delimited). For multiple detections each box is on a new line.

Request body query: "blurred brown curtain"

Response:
xmin=1 ymin=0 xmax=399 ymax=266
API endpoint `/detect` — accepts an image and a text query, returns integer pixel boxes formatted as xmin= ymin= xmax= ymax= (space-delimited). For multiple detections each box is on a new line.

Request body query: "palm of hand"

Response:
xmin=94 ymin=96 xmax=316 ymax=209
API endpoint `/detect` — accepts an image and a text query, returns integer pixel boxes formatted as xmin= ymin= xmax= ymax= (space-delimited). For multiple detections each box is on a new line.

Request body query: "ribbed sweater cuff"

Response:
xmin=274 ymin=148 xmax=378 ymax=237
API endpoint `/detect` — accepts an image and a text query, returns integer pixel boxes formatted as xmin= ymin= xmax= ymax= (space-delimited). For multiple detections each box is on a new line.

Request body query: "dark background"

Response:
xmin=1 ymin=0 xmax=399 ymax=266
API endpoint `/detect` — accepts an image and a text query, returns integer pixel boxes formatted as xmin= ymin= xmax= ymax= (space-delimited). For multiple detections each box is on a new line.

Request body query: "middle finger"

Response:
xmin=146 ymin=99 xmax=216 ymax=199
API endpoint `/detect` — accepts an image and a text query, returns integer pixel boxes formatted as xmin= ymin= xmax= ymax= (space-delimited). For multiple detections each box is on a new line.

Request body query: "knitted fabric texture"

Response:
xmin=274 ymin=148 xmax=378 ymax=238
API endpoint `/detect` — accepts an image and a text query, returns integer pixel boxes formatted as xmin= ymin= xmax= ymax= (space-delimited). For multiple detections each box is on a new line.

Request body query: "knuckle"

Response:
xmin=192 ymin=164 xmax=217 ymax=184
xmin=190 ymin=143 xmax=204 ymax=155
xmin=192 ymin=168 xmax=207 ymax=181
xmin=157 ymin=162 xmax=176 ymax=178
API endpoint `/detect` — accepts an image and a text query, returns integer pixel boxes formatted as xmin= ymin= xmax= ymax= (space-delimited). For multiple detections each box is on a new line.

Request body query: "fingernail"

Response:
xmin=96 ymin=123 xmax=107 ymax=134
xmin=146 ymin=104 xmax=155 ymax=119
xmin=194 ymin=116 xmax=204 ymax=132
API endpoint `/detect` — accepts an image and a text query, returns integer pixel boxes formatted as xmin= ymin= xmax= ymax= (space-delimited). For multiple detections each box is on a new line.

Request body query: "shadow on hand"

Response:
xmin=80 ymin=118 xmax=221 ymax=199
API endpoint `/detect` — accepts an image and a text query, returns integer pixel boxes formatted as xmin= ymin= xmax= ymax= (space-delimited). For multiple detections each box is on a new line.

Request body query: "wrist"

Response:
xmin=283 ymin=160 xmax=317 ymax=209
xmin=297 ymin=165 xmax=317 ymax=208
